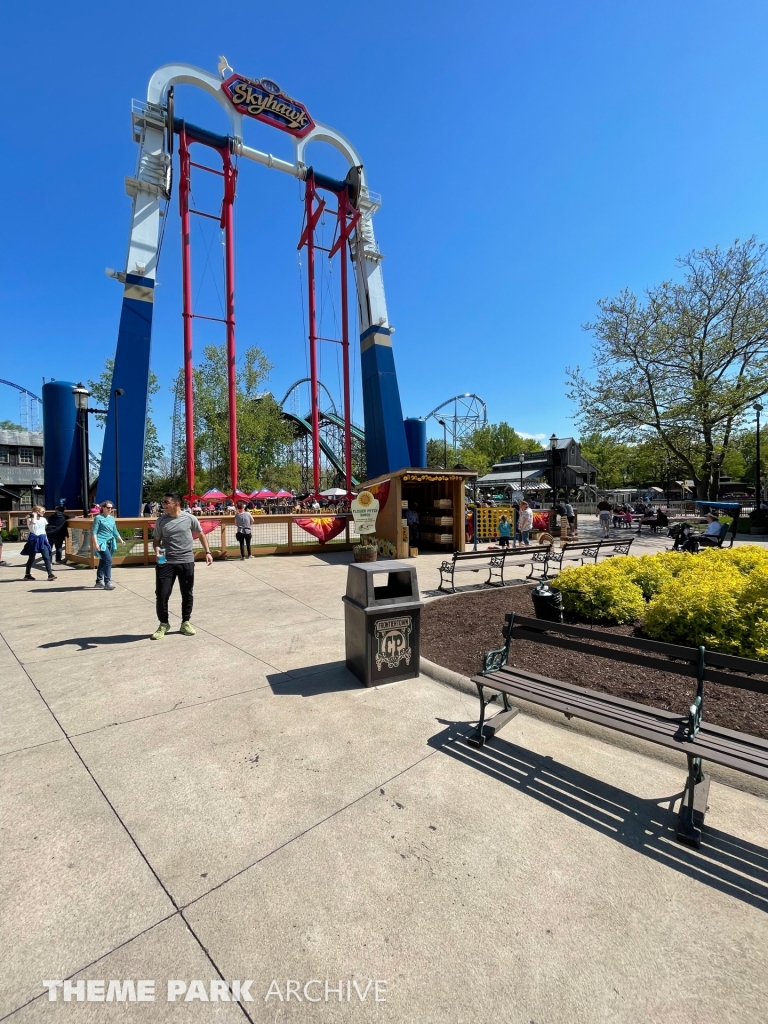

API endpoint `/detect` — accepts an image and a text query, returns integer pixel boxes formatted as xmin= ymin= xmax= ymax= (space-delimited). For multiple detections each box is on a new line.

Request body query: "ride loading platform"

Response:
xmin=361 ymin=466 xmax=477 ymax=559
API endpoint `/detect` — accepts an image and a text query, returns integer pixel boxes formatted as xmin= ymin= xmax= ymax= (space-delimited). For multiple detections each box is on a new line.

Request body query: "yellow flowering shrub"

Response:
xmin=549 ymin=545 xmax=768 ymax=659
xmin=553 ymin=562 xmax=645 ymax=624
xmin=612 ymin=554 xmax=677 ymax=599
xmin=643 ymin=563 xmax=748 ymax=653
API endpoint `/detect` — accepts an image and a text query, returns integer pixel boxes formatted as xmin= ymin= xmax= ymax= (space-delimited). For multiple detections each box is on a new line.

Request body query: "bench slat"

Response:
xmin=512 ymin=627 xmax=701 ymax=679
xmin=508 ymin=615 xmax=700 ymax=662
xmin=507 ymin=617 xmax=768 ymax=694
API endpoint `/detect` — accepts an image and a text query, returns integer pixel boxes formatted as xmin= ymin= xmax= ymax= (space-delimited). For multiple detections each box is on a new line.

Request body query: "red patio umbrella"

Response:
xmin=229 ymin=489 xmax=250 ymax=502
xmin=200 ymin=488 xmax=228 ymax=502
xmin=254 ymin=489 xmax=277 ymax=499
xmin=275 ymin=489 xmax=293 ymax=498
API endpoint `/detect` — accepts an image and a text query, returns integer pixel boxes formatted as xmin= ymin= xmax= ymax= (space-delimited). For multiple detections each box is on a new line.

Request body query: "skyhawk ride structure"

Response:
xmin=98 ymin=60 xmax=411 ymax=512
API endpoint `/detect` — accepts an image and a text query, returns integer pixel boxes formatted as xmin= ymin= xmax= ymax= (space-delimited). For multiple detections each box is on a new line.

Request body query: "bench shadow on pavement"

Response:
xmin=429 ymin=723 xmax=768 ymax=914
xmin=38 ymin=634 xmax=150 ymax=652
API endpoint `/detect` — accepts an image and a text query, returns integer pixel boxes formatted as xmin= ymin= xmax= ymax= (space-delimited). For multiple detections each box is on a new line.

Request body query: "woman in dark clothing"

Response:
xmin=234 ymin=501 xmax=253 ymax=559
xmin=45 ymin=504 xmax=69 ymax=563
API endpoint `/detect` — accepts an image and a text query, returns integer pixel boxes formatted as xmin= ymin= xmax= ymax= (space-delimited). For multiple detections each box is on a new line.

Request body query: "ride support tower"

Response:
xmin=98 ymin=61 xmax=410 ymax=511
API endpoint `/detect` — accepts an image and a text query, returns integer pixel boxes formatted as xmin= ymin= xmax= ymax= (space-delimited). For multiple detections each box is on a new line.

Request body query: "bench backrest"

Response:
xmin=503 ymin=613 xmax=768 ymax=695
xmin=503 ymin=544 xmax=552 ymax=557
xmin=452 ymin=550 xmax=500 ymax=563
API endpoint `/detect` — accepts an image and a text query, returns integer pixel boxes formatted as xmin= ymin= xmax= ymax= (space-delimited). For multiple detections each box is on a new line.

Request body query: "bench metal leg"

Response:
xmin=438 ymin=569 xmax=456 ymax=594
xmin=466 ymin=683 xmax=520 ymax=748
xmin=676 ymin=754 xmax=710 ymax=848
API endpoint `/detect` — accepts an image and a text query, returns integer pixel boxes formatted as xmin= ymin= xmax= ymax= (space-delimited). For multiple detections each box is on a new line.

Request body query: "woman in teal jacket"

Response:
xmin=91 ymin=500 xmax=122 ymax=590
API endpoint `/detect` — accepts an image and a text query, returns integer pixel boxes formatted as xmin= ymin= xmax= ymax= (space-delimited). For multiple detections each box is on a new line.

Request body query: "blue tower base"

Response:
xmin=360 ymin=326 xmax=410 ymax=479
xmin=96 ymin=274 xmax=154 ymax=515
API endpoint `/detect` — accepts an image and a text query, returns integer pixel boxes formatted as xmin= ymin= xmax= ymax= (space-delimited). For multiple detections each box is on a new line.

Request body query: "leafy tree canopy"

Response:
xmin=569 ymin=237 xmax=768 ymax=498
xmin=88 ymin=359 xmax=164 ymax=477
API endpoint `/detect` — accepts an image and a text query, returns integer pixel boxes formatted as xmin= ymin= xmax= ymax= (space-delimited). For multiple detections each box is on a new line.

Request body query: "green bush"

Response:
xmin=553 ymin=562 xmax=645 ymax=624
xmin=643 ymin=562 xmax=748 ymax=654
xmin=611 ymin=554 xmax=678 ymax=599
xmin=550 ymin=545 xmax=768 ymax=659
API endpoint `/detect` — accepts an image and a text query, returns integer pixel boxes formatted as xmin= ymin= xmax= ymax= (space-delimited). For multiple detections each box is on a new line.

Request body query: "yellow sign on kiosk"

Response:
xmin=351 ymin=491 xmax=379 ymax=534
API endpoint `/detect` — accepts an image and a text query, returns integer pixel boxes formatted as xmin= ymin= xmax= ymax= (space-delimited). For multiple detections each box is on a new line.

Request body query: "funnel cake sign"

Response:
xmin=222 ymin=75 xmax=315 ymax=137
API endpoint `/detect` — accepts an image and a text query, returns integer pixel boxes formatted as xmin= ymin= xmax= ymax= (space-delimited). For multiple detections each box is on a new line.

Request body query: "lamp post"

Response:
xmin=472 ymin=476 xmax=478 ymax=552
xmin=72 ymin=384 xmax=108 ymax=516
xmin=114 ymin=388 xmax=125 ymax=516
xmin=755 ymin=402 xmax=764 ymax=505
xmin=549 ymin=433 xmax=558 ymax=502
xmin=518 ymin=452 xmax=525 ymax=495
xmin=437 ymin=419 xmax=448 ymax=469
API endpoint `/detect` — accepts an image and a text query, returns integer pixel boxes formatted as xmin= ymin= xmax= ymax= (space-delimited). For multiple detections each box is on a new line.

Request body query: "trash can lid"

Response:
xmin=345 ymin=560 xmax=419 ymax=609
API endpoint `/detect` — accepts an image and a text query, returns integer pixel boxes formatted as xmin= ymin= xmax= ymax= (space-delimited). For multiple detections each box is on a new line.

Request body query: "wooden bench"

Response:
xmin=438 ymin=550 xmax=506 ymax=593
xmin=468 ymin=613 xmax=768 ymax=847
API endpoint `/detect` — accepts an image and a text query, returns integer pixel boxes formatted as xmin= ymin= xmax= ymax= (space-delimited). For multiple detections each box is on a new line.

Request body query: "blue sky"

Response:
xmin=2 ymin=1 xmax=767 ymax=452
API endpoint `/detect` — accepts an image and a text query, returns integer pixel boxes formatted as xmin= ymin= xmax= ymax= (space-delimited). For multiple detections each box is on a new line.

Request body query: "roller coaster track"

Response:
xmin=281 ymin=409 xmax=361 ymax=486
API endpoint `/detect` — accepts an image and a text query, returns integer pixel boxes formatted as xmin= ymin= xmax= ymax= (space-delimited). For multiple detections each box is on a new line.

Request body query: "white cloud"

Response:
xmin=519 ymin=431 xmax=547 ymax=440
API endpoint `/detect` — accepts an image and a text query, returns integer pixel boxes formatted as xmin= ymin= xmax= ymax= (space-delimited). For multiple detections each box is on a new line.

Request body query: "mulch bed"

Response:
xmin=421 ymin=584 xmax=768 ymax=740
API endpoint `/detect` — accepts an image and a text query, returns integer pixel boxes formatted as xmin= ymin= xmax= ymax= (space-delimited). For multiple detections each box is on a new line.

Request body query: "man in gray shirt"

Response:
xmin=151 ymin=492 xmax=213 ymax=639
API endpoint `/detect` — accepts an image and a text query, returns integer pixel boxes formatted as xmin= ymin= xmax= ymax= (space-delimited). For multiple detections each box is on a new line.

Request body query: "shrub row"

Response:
xmin=551 ymin=546 xmax=768 ymax=659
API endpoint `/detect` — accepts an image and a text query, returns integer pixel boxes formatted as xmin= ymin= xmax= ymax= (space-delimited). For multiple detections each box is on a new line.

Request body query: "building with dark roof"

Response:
xmin=476 ymin=436 xmax=597 ymax=500
xmin=0 ymin=430 xmax=44 ymax=511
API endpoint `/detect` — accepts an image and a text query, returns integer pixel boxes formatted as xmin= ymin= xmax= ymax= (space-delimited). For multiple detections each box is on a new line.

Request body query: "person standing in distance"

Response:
xmin=152 ymin=492 xmax=213 ymax=639
xmin=92 ymin=500 xmax=122 ymax=589
xmin=234 ymin=500 xmax=253 ymax=559
xmin=596 ymin=498 xmax=612 ymax=537
xmin=46 ymin=502 xmax=69 ymax=564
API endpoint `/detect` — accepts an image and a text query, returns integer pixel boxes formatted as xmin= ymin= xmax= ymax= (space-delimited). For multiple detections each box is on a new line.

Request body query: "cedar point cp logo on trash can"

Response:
xmin=375 ymin=616 xmax=413 ymax=670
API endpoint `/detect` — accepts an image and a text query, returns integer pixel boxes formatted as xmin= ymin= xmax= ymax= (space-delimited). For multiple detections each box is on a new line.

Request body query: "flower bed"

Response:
xmin=420 ymin=583 xmax=768 ymax=738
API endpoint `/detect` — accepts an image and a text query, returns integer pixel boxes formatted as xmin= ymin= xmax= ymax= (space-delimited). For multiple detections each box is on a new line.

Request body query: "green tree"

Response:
xmin=578 ymin=433 xmax=631 ymax=489
xmin=426 ymin=438 xmax=457 ymax=469
xmin=173 ymin=344 xmax=294 ymax=492
xmin=88 ymin=358 xmax=165 ymax=477
xmin=456 ymin=422 xmax=543 ymax=476
xmin=568 ymin=238 xmax=768 ymax=499
xmin=0 ymin=420 xmax=24 ymax=431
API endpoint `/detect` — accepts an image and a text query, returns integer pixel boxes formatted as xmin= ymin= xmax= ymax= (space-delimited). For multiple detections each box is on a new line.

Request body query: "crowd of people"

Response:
xmin=594 ymin=499 xmax=670 ymax=536
xmin=140 ymin=496 xmax=352 ymax=516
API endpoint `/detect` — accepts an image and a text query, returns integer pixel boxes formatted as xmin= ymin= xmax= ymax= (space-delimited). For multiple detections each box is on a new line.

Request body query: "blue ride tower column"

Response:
xmin=96 ymin=274 xmax=154 ymax=514
xmin=360 ymin=326 xmax=410 ymax=479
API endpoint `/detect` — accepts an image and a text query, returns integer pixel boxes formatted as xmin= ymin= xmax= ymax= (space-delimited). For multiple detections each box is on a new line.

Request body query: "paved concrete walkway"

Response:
xmin=1 ymin=542 xmax=767 ymax=1022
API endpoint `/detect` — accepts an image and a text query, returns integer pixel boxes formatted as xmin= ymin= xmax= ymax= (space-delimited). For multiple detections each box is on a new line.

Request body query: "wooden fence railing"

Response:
xmin=64 ymin=515 xmax=359 ymax=567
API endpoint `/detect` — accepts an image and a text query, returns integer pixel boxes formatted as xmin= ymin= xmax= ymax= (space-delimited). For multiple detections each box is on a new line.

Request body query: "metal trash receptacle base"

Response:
xmin=344 ymin=603 xmax=421 ymax=687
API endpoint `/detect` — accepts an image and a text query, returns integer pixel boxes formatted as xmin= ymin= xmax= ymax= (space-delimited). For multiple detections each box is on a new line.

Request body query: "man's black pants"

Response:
xmin=155 ymin=562 xmax=195 ymax=623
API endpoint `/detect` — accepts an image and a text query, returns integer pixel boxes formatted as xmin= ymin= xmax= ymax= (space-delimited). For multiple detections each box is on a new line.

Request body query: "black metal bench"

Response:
xmin=499 ymin=544 xmax=555 ymax=582
xmin=545 ymin=539 xmax=603 ymax=574
xmin=438 ymin=550 xmax=506 ymax=593
xmin=598 ymin=538 xmax=634 ymax=559
xmin=468 ymin=613 xmax=768 ymax=847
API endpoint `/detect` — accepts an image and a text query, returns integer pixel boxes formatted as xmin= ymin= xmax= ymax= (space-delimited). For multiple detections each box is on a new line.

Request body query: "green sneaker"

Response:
xmin=180 ymin=621 xmax=196 ymax=636
xmin=152 ymin=622 xmax=170 ymax=640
